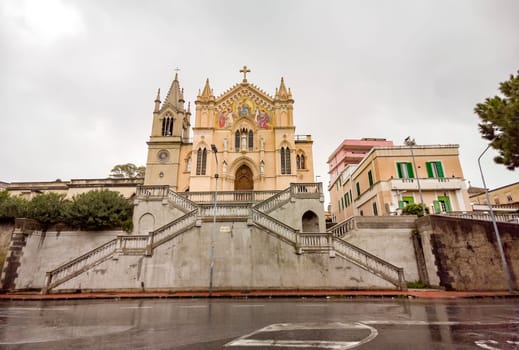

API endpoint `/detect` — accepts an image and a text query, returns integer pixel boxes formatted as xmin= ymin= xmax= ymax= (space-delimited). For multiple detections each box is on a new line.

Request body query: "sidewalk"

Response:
xmin=0 ymin=289 xmax=516 ymax=301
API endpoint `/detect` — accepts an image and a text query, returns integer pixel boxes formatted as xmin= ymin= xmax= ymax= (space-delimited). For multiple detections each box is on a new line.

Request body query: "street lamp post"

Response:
xmin=404 ymin=137 xmax=426 ymax=215
xmin=209 ymin=144 xmax=218 ymax=297
xmin=478 ymin=144 xmax=514 ymax=293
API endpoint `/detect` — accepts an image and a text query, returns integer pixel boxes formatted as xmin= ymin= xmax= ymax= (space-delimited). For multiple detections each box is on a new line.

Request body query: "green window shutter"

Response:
xmin=433 ymin=200 xmax=440 ymax=213
xmin=403 ymin=196 xmax=414 ymax=204
xmin=368 ymin=170 xmax=373 ymax=187
xmin=444 ymin=197 xmax=452 ymax=211
xmin=436 ymin=162 xmax=445 ymax=178
xmin=407 ymin=162 xmax=414 ymax=178
xmin=356 ymin=182 xmax=360 ymax=197
xmin=426 ymin=162 xmax=433 ymax=178
xmin=396 ymin=163 xmax=403 ymax=178
xmin=398 ymin=200 xmax=406 ymax=209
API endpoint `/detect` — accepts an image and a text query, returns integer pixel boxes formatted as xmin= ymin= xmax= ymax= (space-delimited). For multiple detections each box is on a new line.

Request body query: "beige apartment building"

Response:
xmin=470 ymin=181 xmax=519 ymax=207
xmin=329 ymin=144 xmax=471 ymax=223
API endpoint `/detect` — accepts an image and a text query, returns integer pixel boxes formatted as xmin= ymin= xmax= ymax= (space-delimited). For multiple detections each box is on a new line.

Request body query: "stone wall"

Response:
xmin=416 ymin=215 xmax=519 ymax=291
xmin=55 ymin=221 xmax=394 ymax=292
xmin=0 ymin=223 xmax=14 ymax=272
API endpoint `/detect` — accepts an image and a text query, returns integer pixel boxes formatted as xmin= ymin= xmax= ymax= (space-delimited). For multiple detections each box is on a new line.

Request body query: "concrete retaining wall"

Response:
xmin=417 ymin=215 xmax=519 ymax=291
xmin=55 ymin=222 xmax=394 ymax=292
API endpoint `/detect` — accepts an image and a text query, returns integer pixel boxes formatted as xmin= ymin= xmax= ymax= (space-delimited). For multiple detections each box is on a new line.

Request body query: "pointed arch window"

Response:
xmin=234 ymin=128 xmax=254 ymax=152
xmin=296 ymin=152 xmax=306 ymax=170
xmin=162 ymin=115 xmax=174 ymax=136
xmin=196 ymin=148 xmax=207 ymax=175
xmin=248 ymin=130 xmax=254 ymax=151
xmin=280 ymin=146 xmax=291 ymax=175
xmin=235 ymin=131 xmax=241 ymax=152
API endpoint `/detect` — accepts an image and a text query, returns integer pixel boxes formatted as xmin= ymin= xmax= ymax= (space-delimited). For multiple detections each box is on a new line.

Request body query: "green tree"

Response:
xmin=26 ymin=192 xmax=67 ymax=227
xmin=64 ymin=190 xmax=132 ymax=231
xmin=0 ymin=191 xmax=28 ymax=222
xmin=402 ymin=203 xmax=429 ymax=217
xmin=110 ymin=163 xmax=145 ymax=178
xmin=475 ymin=70 xmax=519 ymax=170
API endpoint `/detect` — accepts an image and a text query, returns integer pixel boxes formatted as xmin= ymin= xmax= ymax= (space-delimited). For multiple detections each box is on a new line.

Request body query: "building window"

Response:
xmin=235 ymin=129 xmax=254 ymax=152
xmin=433 ymin=196 xmax=452 ymax=213
xmin=248 ymin=130 xmax=254 ymax=151
xmin=398 ymin=196 xmax=414 ymax=209
xmin=368 ymin=170 xmax=374 ymax=188
xmin=356 ymin=182 xmax=361 ymax=197
xmin=396 ymin=162 xmax=414 ymax=179
xmin=506 ymin=193 xmax=513 ymax=203
xmin=196 ymin=148 xmax=207 ymax=175
xmin=280 ymin=146 xmax=291 ymax=174
xmin=161 ymin=116 xmax=174 ymax=136
xmin=296 ymin=153 xmax=306 ymax=170
xmin=426 ymin=161 xmax=444 ymax=178
xmin=235 ymin=131 xmax=240 ymax=152
xmin=372 ymin=202 xmax=378 ymax=216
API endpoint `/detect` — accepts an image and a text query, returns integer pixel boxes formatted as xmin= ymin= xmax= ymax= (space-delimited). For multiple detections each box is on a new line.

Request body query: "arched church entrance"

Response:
xmin=302 ymin=210 xmax=319 ymax=232
xmin=234 ymin=164 xmax=254 ymax=191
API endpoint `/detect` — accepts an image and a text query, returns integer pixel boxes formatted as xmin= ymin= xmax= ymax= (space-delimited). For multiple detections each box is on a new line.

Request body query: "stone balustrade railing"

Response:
xmin=168 ymin=190 xmax=198 ymax=212
xmin=178 ymin=190 xmax=280 ymax=204
xmin=198 ymin=204 xmax=251 ymax=218
xmin=439 ymin=212 xmax=519 ymax=224
xmin=45 ymin=238 xmax=118 ymax=292
xmin=254 ymin=188 xmax=291 ymax=213
xmin=149 ymin=210 xmax=198 ymax=249
xmin=298 ymin=233 xmax=331 ymax=250
xmin=116 ymin=235 xmax=148 ymax=254
xmin=136 ymin=185 xmax=169 ymax=199
xmin=332 ymin=238 xmax=406 ymax=290
xmin=251 ymin=209 xmax=298 ymax=245
xmin=328 ymin=217 xmax=356 ymax=238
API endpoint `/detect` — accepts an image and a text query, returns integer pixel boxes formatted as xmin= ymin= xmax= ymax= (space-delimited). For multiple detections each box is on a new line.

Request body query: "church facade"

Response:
xmin=144 ymin=66 xmax=314 ymax=193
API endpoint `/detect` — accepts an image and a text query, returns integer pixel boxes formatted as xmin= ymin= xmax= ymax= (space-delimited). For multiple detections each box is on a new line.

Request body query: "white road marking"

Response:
xmin=475 ymin=340 xmax=501 ymax=350
xmin=225 ymin=322 xmax=378 ymax=349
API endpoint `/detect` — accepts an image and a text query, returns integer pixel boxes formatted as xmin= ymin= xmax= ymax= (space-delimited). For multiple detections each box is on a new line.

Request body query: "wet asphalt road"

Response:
xmin=0 ymin=298 xmax=518 ymax=349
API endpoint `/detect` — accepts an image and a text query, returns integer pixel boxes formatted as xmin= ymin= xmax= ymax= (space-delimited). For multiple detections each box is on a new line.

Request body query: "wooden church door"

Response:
xmin=234 ymin=165 xmax=253 ymax=190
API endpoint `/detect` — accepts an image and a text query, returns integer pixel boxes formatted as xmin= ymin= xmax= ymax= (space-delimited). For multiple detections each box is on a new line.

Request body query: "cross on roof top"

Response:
xmin=240 ymin=65 xmax=251 ymax=82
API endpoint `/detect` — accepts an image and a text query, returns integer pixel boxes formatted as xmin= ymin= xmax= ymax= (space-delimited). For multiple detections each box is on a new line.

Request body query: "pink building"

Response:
xmin=327 ymin=138 xmax=393 ymax=186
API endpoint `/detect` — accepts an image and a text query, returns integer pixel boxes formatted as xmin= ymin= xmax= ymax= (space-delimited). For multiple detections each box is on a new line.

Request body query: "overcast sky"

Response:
xmin=1 ymin=0 xmax=518 ymax=199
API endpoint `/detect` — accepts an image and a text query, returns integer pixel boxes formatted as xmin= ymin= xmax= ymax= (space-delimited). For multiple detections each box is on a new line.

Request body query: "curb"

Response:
xmin=0 ymin=290 xmax=516 ymax=301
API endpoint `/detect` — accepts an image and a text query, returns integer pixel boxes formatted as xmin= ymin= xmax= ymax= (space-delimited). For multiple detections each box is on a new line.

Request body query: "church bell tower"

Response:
xmin=144 ymin=72 xmax=191 ymax=190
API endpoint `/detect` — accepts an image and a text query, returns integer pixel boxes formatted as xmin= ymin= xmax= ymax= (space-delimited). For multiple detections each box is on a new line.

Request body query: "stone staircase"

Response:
xmin=41 ymin=183 xmax=406 ymax=292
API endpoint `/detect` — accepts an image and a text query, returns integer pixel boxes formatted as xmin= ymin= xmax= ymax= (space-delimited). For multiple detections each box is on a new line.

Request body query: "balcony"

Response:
xmin=390 ymin=177 xmax=464 ymax=191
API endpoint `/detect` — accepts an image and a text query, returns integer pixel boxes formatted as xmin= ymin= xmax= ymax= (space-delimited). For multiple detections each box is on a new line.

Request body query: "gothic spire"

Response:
xmin=275 ymin=77 xmax=292 ymax=100
xmin=154 ymin=88 xmax=161 ymax=113
xmin=164 ymin=72 xmax=184 ymax=110
xmin=197 ymin=78 xmax=215 ymax=103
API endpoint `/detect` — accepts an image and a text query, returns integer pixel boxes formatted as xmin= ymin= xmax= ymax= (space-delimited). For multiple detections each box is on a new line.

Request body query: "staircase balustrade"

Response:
xmin=332 ymin=238 xmax=406 ymax=290
xmin=149 ymin=210 xmax=198 ymax=248
xmin=136 ymin=185 xmax=169 ymax=199
xmin=116 ymin=235 xmax=148 ymax=254
xmin=168 ymin=190 xmax=198 ymax=212
xmin=198 ymin=204 xmax=251 ymax=218
xmin=298 ymin=233 xmax=331 ymax=251
xmin=328 ymin=217 xmax=356 ymax=238
xmin=251 ymin=209 xmax=298 ymax=244
xmin=45 ymin=239 xmax=118 ymax=291
xmin=253 ymin=188 xmax=291 ymax=213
